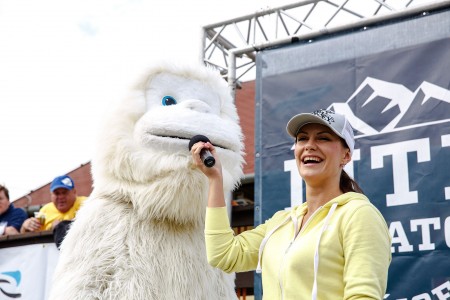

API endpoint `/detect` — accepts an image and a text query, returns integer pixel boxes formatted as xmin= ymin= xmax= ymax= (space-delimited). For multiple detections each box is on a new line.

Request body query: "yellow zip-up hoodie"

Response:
xmin=205 ymin=192 xmax=391 ymax=300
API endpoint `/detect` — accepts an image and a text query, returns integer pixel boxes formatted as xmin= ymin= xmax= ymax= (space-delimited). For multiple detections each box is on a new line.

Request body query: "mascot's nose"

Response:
xmin=180 ymin=99 xmax=211 ymax=114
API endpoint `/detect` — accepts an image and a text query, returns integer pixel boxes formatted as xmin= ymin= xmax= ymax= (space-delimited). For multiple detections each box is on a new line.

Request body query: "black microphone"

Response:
xmin=188 ymin=135 xmax=216 ymax=168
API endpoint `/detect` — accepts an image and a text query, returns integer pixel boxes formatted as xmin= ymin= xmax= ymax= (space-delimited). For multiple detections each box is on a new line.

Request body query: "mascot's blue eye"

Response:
xmin=162 ymin=96 xmax=177 ymax=106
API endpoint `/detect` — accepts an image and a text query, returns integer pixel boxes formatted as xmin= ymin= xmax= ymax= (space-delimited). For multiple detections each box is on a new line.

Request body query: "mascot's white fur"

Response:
xmin=49 ymin=62 xmax=244 ymax=300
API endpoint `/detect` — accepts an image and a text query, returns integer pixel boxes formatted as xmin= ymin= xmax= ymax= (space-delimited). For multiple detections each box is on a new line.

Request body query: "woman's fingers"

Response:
xmin=191 ymin=142 xmax=204 ymax=165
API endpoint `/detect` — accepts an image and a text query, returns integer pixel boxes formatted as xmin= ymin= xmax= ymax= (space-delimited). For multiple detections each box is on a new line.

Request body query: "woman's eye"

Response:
xmin=162 ymin=96 xmax=177 ymax=106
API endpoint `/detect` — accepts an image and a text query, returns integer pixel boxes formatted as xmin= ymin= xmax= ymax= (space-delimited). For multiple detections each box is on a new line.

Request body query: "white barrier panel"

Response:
xmin=0 ymin=243 xmax=59 ymax=300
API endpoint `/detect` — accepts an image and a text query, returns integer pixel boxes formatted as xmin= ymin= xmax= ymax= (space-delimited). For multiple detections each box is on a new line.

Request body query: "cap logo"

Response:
xmin=61 ymin=178 xmax=73 ymax=187
xmin=312 ymin=109 xmax=335 ymax=125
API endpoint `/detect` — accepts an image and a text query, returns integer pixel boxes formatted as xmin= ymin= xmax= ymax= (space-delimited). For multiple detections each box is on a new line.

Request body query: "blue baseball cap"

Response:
xmin=50 ymin=175 xmax=75 ymax=192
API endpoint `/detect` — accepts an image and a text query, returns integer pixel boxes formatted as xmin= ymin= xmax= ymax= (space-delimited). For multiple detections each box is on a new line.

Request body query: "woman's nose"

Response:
xmin=304 ymin=139 xmax=317 ymax=151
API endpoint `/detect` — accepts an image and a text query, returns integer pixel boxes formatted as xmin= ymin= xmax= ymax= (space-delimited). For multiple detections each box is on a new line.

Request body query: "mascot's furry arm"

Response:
xmin=48 ymin=62 xmax=244 ymax=300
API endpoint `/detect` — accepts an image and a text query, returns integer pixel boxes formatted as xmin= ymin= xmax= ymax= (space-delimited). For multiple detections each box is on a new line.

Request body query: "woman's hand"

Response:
xmin=191 ymin=141 xmax=226 ymax=207
xmin=191 ymin=141 xmax=222 ymax=180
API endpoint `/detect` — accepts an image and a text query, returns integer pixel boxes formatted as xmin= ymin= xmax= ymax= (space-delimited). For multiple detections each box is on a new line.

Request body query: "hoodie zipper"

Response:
xmin=278 ymin=206 xmax=324 ymax=300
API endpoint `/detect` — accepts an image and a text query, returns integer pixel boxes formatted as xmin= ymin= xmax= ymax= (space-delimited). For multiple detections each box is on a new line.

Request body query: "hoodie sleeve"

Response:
xmin=342 ymin=203 xmax=392 ymax=299
xmin=205 ymin=206 xmax=266 ymax=273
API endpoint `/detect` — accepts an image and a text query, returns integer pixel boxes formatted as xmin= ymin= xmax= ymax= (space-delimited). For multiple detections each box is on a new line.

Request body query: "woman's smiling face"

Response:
xmin=294 ymin=123 xmax=351 ymax=186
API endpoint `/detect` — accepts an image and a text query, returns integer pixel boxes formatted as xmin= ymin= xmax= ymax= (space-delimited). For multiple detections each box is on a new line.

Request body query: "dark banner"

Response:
xmin=255 ymin=35 xmax=450 ymax=298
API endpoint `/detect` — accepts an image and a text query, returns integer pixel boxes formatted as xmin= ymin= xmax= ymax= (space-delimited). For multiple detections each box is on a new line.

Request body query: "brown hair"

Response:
xmin=339 ymin=137 xmax=364 ymax=194
xmin=0 ymin=185 xmax=10 ymax=200
xmin=340 ymin=170 xmax=364 ymax=194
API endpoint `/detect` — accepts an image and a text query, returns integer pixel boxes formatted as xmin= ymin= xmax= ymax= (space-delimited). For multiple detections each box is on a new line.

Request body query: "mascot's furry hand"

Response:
xmin=49 ymin=62 xmax=244 ymax=300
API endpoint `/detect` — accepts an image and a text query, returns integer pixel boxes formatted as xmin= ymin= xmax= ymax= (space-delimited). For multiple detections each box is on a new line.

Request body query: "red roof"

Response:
xmin=235 ymin=81 xmax=255 ymax=176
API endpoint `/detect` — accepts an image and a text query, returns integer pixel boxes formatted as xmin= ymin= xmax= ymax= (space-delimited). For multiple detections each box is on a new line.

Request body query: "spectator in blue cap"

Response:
xmin=0 ymin=184 xmax=27 ymax=235
xmin=21 ymin=175 xmax=87 ymax=233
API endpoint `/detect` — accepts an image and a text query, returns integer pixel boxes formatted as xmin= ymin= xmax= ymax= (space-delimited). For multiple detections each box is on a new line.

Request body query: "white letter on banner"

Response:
xmin=285 ymin=158 xmax=303 ymax=207
xmin=412 ymin=293 xmax=431 ymax=300
xmin=389 ymin=221 xmax=413 ymax=253
xmin=445 ymin=216 xmax=450 ymax=248
xmin=410 ymin=218 xmax=440 ymax=251
xmin=442 ymin=134 xmax=450 ymax=200
xmin=371 ymin=138 xmax=430 ymax=206
xmin=431 ymin=280 xmax=450 ymax=299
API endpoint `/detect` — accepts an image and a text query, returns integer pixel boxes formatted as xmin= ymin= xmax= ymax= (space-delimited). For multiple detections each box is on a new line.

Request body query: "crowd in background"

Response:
xmin=0 ymin=175 xmax=87 ymax=248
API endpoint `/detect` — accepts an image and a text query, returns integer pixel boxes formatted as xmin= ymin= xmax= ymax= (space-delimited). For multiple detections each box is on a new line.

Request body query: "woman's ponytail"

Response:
xmin=340 ymin=170 xmax=364 ymax=194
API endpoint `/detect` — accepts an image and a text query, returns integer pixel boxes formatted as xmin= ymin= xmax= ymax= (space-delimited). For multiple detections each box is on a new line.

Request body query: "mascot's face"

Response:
xmin=92 ymin=63 xmax=243 ymax=223
xmin=135 ymin=71 xmax=240 ymax=156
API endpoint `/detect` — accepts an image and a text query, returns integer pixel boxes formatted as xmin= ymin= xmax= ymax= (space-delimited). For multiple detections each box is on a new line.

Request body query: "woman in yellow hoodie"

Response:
xmin=191 ymin=109 xmax=391 ymax=300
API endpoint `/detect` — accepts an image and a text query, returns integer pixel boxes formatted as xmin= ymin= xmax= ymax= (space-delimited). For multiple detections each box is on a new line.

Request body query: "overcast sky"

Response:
xmin=0 ymin=0 xmax=297 ymax=201
xmin=1 ymin=0 xmax=434 ymax=201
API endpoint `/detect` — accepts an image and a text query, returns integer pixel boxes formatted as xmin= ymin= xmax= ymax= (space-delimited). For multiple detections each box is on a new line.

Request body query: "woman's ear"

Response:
xmin=341 ymin=149 xmax=352 ymax=166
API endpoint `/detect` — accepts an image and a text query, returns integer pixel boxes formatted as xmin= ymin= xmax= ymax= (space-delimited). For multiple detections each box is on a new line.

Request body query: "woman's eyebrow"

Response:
xmin=298 ymin=130 xmax=333 ymax=135
xmin=317 ymin=130 xmax=333 ymax=135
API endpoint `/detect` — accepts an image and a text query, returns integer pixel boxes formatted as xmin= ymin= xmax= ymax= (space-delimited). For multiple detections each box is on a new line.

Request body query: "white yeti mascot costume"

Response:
xmin=49 ymin=62 xmax=244 ymax=300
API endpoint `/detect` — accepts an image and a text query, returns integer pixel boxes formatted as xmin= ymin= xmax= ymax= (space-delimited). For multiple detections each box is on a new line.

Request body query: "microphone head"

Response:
xmin=188 ymin=135 xmax=211 ymax=150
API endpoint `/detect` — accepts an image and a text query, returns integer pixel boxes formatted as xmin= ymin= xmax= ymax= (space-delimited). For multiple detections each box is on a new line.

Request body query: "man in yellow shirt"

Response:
xmin=21 ymin=175 xmax=87 ymax=232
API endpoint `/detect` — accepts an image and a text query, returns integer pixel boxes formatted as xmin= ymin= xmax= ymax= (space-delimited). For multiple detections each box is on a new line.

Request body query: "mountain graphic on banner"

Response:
xmin=330 ymin=77 xmax=450 ymax=136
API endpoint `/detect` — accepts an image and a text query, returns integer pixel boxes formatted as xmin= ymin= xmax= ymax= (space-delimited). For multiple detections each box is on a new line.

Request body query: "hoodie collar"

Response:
xmin=256 ymin=192 xmax=367 ymax=299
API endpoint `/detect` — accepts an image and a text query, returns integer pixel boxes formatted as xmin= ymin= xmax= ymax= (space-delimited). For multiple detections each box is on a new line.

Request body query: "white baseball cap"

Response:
xmin=286 ymin=109 xmax=355 ymax=154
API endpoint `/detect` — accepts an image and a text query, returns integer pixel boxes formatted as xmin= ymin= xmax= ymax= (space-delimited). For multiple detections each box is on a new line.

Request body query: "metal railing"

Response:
xmin=201 ymin=0 xmax=450 ymax=94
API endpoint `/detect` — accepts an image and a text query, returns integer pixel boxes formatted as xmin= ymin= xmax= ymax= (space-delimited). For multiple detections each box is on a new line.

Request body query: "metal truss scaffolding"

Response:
xmin=201 ymin=0 xmax=450 ymax=95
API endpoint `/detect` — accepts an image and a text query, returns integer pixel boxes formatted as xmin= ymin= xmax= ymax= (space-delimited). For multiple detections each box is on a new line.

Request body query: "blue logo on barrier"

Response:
xmin=0 ymin=271 xmax=22 ymax=299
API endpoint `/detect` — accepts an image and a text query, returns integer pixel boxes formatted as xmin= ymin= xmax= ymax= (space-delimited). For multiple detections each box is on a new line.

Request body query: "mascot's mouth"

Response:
xmin=154 ymin=135 xmax=230 ymax=151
